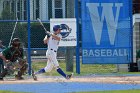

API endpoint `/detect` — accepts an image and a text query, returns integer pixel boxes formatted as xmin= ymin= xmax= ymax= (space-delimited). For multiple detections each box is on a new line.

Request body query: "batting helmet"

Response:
xmin=53 ymin=25 xmax=62 ymax=32
xmin=11 ymin=38 xmax=20 ymax=47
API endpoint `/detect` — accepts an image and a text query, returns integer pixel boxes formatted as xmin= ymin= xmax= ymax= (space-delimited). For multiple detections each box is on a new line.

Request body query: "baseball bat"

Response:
xmin=9 ymin=17 xmax=18 ymax=47
xmin=37 ymin=18 xmax=51 ymax=35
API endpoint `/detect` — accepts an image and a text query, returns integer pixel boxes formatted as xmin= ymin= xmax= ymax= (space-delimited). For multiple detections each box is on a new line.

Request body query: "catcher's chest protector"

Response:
xmin=10 ymin=48 xmax=23 ymax=62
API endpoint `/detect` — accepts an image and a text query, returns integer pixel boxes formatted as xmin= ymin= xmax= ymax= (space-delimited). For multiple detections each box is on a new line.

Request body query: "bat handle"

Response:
xmin=46 ymin=31 xmax=52 ymax=36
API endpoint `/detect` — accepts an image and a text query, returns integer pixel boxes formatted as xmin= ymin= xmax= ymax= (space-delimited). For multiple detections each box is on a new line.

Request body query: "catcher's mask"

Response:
xmin=11 ymin=38 xmax=20 ymax=47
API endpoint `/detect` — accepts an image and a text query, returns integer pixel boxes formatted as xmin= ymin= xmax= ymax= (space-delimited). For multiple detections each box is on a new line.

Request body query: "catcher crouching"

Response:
xmin=0 ymin=38 xmax=28 ymax=80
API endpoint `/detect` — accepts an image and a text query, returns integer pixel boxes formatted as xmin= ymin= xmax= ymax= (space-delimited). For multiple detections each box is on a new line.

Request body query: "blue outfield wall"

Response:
xmin=82 ymin=0 xmax=133 ymax=64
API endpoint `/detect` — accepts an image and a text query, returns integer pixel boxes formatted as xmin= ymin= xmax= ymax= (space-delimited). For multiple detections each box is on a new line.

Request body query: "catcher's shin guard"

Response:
xmin=0 ymin=69 xmax=8 ymax=80
xmin=15 ymin=63 xmax=28 ymax=80
xmin=15 ymin=75 xmax=24 ymax=80
xmin=15 ymin=70 xmax=25 ymax=80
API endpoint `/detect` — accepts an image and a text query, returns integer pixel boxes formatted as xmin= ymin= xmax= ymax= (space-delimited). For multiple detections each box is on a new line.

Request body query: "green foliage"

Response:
xmin=0 ymin=22 xmax=27 ymax=47
xmin=0 ymin=22 xmax=50 ymax=48
xmin=1 ymin=3 xmax=14 ymax=20
xmin=0 ymin=3 xmax=21 ymax=46
xmin=30 ymin=22 xmax=50 ymax=48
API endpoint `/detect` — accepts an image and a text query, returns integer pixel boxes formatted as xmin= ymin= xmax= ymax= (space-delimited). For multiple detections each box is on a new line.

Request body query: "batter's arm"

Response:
xmin=51 ymin=34 xmax=61 ymax=41
xmin=43 ymin=35 xmax=49 ymax=44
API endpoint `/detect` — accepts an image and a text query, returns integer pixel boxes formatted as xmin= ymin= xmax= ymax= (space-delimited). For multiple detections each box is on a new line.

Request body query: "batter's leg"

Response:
xmin=35 ymin=58 xmax=53 ymax=75
xmin=34 ymin=68 xmax=45 ymax=75
xmin=50 ymin=55 xmax=73 ymax=79
xmin=56 ymin=66 xmax=73 ymax=79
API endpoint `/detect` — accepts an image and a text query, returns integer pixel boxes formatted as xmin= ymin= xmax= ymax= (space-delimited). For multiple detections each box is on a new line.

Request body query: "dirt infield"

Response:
xmin=1 ymin=75 xmax=140 ymax=84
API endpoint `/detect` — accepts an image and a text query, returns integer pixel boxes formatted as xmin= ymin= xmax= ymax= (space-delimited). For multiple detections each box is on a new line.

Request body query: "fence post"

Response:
xmin=75 ymin=0 xmax=80 ymax=74
xmin=66 ymin=47 xmax=74 ymax=72
xmin=27 ymin=0 xmax=31 ymax=75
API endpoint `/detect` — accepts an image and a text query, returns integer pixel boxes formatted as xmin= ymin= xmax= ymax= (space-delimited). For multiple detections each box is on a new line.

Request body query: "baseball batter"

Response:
xmin=33 ymin=25 xmax=73 ymax=80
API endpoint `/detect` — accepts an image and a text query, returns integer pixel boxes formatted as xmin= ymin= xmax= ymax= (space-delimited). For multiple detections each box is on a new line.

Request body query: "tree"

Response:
xmin=0 ymin=0 xmax=26 ymax=46
xmin=1 ymin=2 xmax=14 ymax=20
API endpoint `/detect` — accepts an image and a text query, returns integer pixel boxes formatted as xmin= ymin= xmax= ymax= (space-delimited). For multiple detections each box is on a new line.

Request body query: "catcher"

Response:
xmin=0 ymin=38 xmax=28 ymax=80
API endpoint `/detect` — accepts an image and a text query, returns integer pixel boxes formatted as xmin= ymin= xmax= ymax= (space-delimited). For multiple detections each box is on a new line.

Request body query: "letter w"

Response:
xmin=86 ymin=3 xmax=123 ymax=45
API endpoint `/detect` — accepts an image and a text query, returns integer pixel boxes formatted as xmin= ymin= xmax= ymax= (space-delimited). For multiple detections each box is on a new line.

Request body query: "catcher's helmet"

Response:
xmin=11 ymin=38 xmax=20 ymax=47
xmin=53 ymin=25 xmax=62 ymax=32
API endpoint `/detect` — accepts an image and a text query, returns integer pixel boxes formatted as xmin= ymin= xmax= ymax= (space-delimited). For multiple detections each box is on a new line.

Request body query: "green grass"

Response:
xmin=76 ymin=90 xmax=140 ymax=93
xmin=32 ymin=60 xmax=140 ymax=76
xmin=0 ymin=90 xmax=28 ymax=93
xmin=32 ymin=61 xmax=72 ymax=76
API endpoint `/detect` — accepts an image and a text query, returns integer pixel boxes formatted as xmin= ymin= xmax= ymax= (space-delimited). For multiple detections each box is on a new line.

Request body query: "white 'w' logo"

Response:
xmin=86 ymin=3 xmax=123 ymax=45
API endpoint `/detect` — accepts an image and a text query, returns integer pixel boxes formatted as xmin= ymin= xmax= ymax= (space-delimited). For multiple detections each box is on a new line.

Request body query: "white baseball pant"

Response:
xmin=44 ymin=49 xmax=59 ymax=72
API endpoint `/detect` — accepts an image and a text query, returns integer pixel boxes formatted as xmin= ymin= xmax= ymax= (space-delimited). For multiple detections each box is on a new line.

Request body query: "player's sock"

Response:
xmin=35 ymin=68 xmax=45 ymax=75
xmin=57 ymin=68 xmax=66 ymax=78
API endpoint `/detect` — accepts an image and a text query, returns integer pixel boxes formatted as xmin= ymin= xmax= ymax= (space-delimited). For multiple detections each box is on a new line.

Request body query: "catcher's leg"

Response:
xmin=15 ymin=63 xmax=28 ymax=80
xmin=0 ymin=68 xmax=8 ymax=80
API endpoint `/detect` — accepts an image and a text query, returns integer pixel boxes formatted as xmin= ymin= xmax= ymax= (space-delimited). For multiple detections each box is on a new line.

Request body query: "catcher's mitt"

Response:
xmin=5 ymin=58 xmax=28 ymax=75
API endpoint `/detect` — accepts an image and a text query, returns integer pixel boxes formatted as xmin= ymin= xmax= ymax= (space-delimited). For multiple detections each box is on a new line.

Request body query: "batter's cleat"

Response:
xmin=66 ymin=73 xmax=73 ymax=80
xmin=32 ymin=69 xmax=37 ymax=81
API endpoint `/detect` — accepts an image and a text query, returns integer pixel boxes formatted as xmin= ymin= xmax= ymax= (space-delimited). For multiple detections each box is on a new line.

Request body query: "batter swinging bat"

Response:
xmin=37 ymin=18 xmax=52 ymax=36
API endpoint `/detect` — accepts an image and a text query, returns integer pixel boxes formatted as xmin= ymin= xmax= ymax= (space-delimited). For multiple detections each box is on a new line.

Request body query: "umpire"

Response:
xmin=0 ymin=40 xmax=6 ymax=74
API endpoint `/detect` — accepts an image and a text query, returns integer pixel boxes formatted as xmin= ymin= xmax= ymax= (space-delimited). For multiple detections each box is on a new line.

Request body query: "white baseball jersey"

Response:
xmin=44 ymin=34 xmax=62 ymax=72
xmin=47 ymin=34 xmax=62 ymax=51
